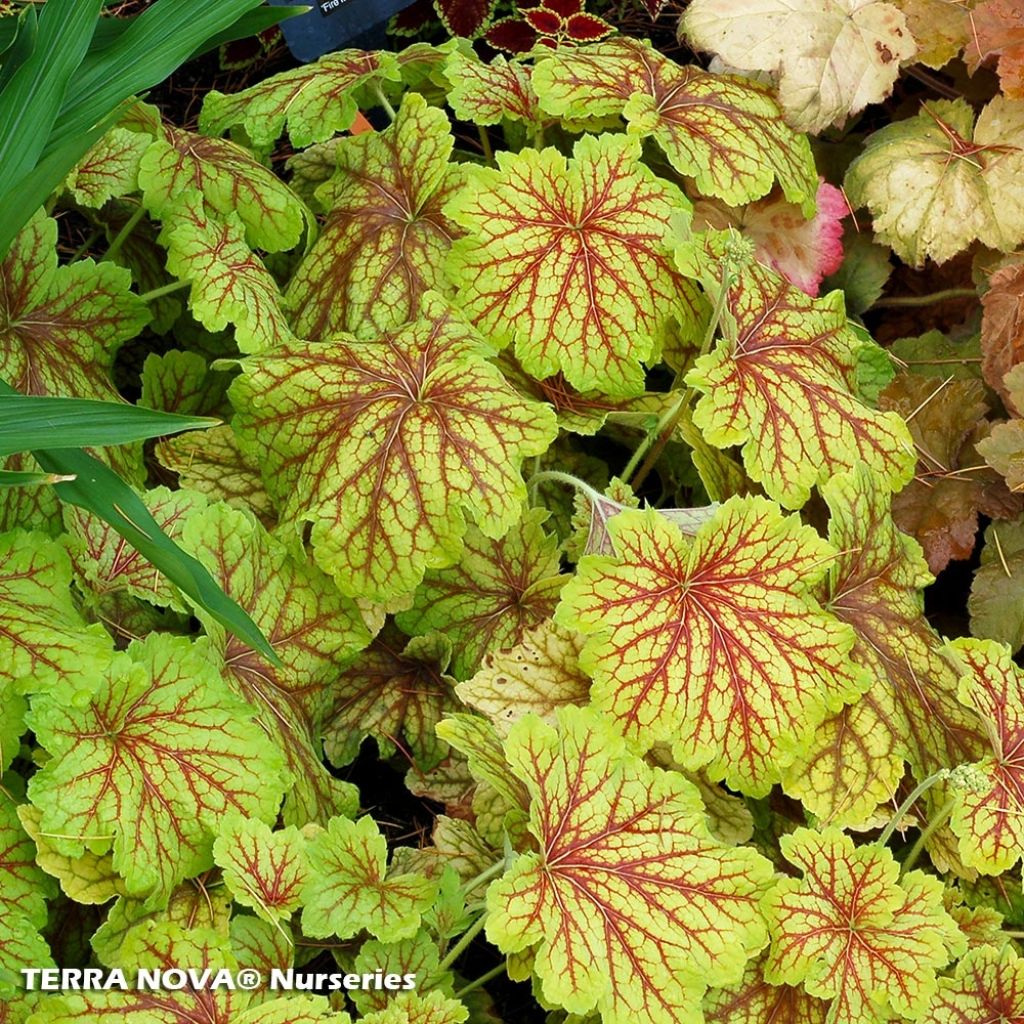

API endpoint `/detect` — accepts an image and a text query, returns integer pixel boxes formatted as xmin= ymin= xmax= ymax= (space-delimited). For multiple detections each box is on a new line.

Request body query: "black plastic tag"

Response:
xmin=269 ymin=0 xmax=415 ymax=62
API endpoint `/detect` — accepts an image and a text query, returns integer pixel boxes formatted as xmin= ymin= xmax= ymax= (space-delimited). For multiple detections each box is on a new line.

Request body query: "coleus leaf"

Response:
xmin=681 ymin=0 xmax=914 ymax=133
xmin=445 ymin=51 xmax=542 ymax=126
xmin=0 ymin=212 xmax=148 ymax=399
xmin=160 ymin=192 xmax=293 ymax=354
xmin=395 ymin=508 xmax=564 ymax=679
xmin=182 ymin=502 xmax=369 ymax=827
xmin=230 ymin=295 xmax=557 ymax=602
xmin=678 ymin=237 xmax=915 ymax=509
xmin=764 ymin=827 xmax=965 ymax=1024
xmin=301 ymin=815 xmax=437 ymax=942
xmin=64 ymin=126 xmax=149 ymax=209
xmin=139 ymin=116 xmax=308 ymax=253
xmin=705 ymin=954 xmax=829 ymax=1024
xmin=964 ymin=0 xmax=1024 ymax=99
xmin=25 ymin=633 xmax=289 ymax=905
xmin=945 ymin=637 xmax=1024 ymax=874
xmin=433 ymin=0 xmax=497 ymax=38
xmin=324 ymin=624 xmax=458 ymax=771
xmin=485 ymin=705 xmax=774 ymax=1024
xmin=286 ymin=94 xmax=463 ymax=342
xmin=199 ymin=48 xmax=401 ymax=149
xmin=844 ymin=97 xmax=1024 ymax=266
xmin=557 ymin=497 xmax=865 ymax=794
xmin=920 ymin=944 xmax=1024 ymax=1024
xmin=782 ymin=465 xmax=986 ymax=828
xmin=532 ymin=37 xmax=818 ymax=211
xmin=446 ymin=133 xmax=699 ymax=397
xmin=212 ymin=814 xmax=309 ymax=925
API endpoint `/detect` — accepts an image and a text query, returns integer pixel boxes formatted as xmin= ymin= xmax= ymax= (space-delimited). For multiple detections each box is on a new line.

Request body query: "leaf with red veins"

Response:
xmin=63 ymin=486 xmax=205 ymax=614
xmin=324 ymin=624 xmax=459 ymax=771
xmin=945 ymin=638 xmax=1024 ymax=873
xmin=360 ymin=991 xmax=468 ymax=1024
xmin=161 ymin=193 xmax=293 ymax=355
xmin=199 ymin=48 xmax=401 ymax=149
xmin=446 ymin=51 xmax=542 ymax=126
xmin=920 ymin=944 xmax=1024 ymax=1024
xmin=286 ymin=94 xmax=462 ymax=342
xmin=140 ymin=119 xmax=307 ymax=253
xmin=446 ymin=132 xmax=698 ymax=397
xmin=395 ymin=508 xmax=564 ymax=679
xmin=213 ymin=815 xmax=309 ymax=925
xmin=557 ymin=498 xmax=866 ymax=795
xmin=782 ymin=465 xmax=986 ymax=829
xmin=434 ymin=0 xmax=497 ymax=37
xmin=679 ymin=240 xmax=915 ymax=509
xmin=230 ymin=295 xmax=558 ymax=602
xmin=880 ymin=373 xmax=1020 ymax=573
xmin=486 ymin=705 xmax=774 ymax=1024
xmin=533 ymin=37 xmax=818 ymax=211
xmin=182 ymin=503 xmax=370 ymax=828
xmin=705 ymin=954 xmax=829 ymax=1024
xmin=964 ymin=0 xmax=1024 ymax=99
xmin=0 ymin=212 xmax=148 ymax=400
xmin=65 ymin=126 xmax=150 ymax=209
xmin=694 ymin=182 xmax=847 ymax=296
xmin=0 ymin=797 xmax=55 ymax=931
xmin=25 ymin=634 xmax=289 ymax=905
xmin=764 ymin=827 xmax=965 ymax=1024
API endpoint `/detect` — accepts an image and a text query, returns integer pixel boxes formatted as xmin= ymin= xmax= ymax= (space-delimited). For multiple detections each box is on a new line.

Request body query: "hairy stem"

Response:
xmin=872 ymin=288 xmax=977 ymax=309
xmin=436 ymin=911 xmax=488 ymax=975
xmin=102 ymin=203 xmax=146 ymax=263
xmin=877 ymin=770 xmax=948 ymax=849
xmin=900 ymin=797 xmax=955 ymax=876
xmin=137 ymin=279 xmax=191 ymax=303
xmin=372 ymin=83 xmax=396 ymax=121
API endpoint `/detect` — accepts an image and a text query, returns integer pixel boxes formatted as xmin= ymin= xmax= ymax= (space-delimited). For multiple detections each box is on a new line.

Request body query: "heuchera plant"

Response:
xmin=4 ymin=6 xmax=1024 ymax=1024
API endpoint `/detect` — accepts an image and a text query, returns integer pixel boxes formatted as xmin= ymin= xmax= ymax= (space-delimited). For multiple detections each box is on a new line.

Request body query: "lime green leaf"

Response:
xmin=395 ymin=508 xmax=563 ymax=679
xmin=230 ymin=915 xmax=293 ymax=1005
xmin=946 ymin=638 xmax=1024 ymax=874
xmin=0 ymin=528 xmax=111 ymax=693
xmin=679 ymin=241 xmax=915 ymax=508
xmin=26 ymin=633 xmax=288 ymax=904
xmin=287 ymin=94 xmax=461 ymax=342
xmin=0 ymin=798 xmax=53 ymax=930
xmin=681 ymin=0 xmax=914 ymax=133
xmin=556 ymin=499 xmax=864 ymax=794
xmin=446 ymin=51 xmax=541 ymax=125
xmin=920 ymin=944 xmax=1024 ymax=1024
xmin=301 ymin=815 xmax=437 ymax=942
xmin=705 ymin=954 xmax=829 ymax=1024
xmin=140 ymin=121 xmax=306 ymax=252
xmin=782 ymin=465 xmax=985 ymax=828
xmin=0 ymin=212 xmax=148 ymax=399
xmin=351 ymin=932 xmax=453 ymax=1016
xmin=360 ymin=991 xmax=467 ymax=1024
xmin=445 ymin=133 xmax=698 ymax=397
xmin=845 ymin=97 xmax=1024 ymax=266
xmin=182 ymin=502 xmax=369 ymax=826
xmin=199 ymin=49 xmax=401 ymax=149
xmin=823 ymin=230 xmax=893 ymax=316
xmin=65 ymin=126 xmax=150 ymax=208
xmin=161 ymin=192 xmax=292 ymax=354
xmin=230 ymin=295 xmax=557 ymax=602
xmin=212 ymin=815 xmax=309 ymax=924
xmin=456 ymin=620 xmax=590 ymax=736
xmin=486 ymin=706 xmax=773 ymax=1024
xmin=324 ymin=624 xmax=458 ymax=771
xmin=533 ymin=37 xmax=817 ymax=211
xmin=0 ymin=685 xmax=26 ymax=773
xmin=764 ymin=827 xmax=965 ymax=1024
xmin=140 ymin=349 xmax=230 ymax=417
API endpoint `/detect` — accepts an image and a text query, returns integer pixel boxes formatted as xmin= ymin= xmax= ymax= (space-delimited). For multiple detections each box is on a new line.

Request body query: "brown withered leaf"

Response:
xmin=980 ymin=261 xmax=1024 ymax=415
xmin=880 ymin=374 xmax=1021 ymax=572
xmin=964 ymin=0 xmax=1024 ymax=98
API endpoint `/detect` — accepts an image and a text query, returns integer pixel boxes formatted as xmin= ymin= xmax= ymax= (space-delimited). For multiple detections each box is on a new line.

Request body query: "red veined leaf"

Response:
xmin=705 ymin=954 xmax=829 ymax=1024
xmin=920 ymin=944 xmax=1024 ymax=1024
xmin=445 ymin=51 xmax=543 ymax=126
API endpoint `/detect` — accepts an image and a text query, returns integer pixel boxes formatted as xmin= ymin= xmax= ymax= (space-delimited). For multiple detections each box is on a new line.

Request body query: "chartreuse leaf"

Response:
xmin=485 ymin=705 xmax=773 ymax=1024
xmin=287 ymin=93 xmax=463 ymax=342
xmin=360 ymin=992 xmax=467 ymax=1024
xmin=705 ymin=954 xmax=828 ymax=1024
xmin=160 ymin=191 xmax=293 ymax=355
xmin=678 ymin=236 xmax=915 ymax=509
xmin=0 ymin=529 xmax=111 ymax=694
xmin=532 ymin=37 xmax=817 ymax=211
xmin=445 ymin=51 xmax=542 ymax=126
xmin=65 ymin=126 xmax=150 ymax=208
xmin=681 ymin=0 xmax=914 ymax=134
xmin=301 ymin=815 xmax=437 ymax=942
xmin=199 ymin=48 xmax=401 ymax=149
xmin=944 ymin=638 xmax=1024 ymax=874
xmin=920 ymin=944 xmax=1024 ymax=1024
xmin=26 ymin=633 xmax=289 ymax=905
xmin=29 ymin=922 xmax=346 ymax=1023
xmin=764 ymin=828 xmax=965 ymax=1024
xmin=557 ymin=499 xmax=865 ymax=795
xmin=0 ymin=687 xmax=26 ymax=773
xmin=182 ymin=502 xmax=369 ymax=827
xmin=445 ymin=132 xmax=702 ymax=397
xmin=782 ymin=465 xmax=985 ymax=828
xmin=230 ymin=295 xmax=557 ymax=602
xmin=324 ymin=625 xmax=458 ymax=772
xmin=845 ymin=97 xmax=1024 ymax=266
xmin=0 ymin=212 xmax=148 ymax=399
xmin=212 ymin=815 xmax=309 ymax=925
xmin=395 ymin=508 xmax=564 ymax=679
